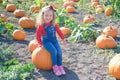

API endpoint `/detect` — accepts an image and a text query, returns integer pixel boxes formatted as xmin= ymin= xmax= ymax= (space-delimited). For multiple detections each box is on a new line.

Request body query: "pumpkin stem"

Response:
xmin=110 ymin=26 xmax=113 ymax=30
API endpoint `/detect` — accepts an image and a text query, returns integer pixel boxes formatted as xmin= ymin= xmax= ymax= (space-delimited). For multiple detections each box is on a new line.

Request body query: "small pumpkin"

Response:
xmin=30 ymin=5 xmax=40 ymax=12
xmin=0 ymin=0 xmax=3 ymax=3
xmin=73 ymin=0 xmax=80 ymax=2
xmin=91 ymin=0 xmax=98 ymax=2
xmin=0 ymin=14 xmax=7 ymax=22
xmin=12 ymin=30 xmax=26 ymax=40
xmin=109 ymin=54 xmax=120 ymax=79
xmin=32 ymin=47 xmax=52 ymax=70
xmin=63 ymin=1 xmax=75 ymax=8
xmin=103 ymin=26 xmax=118 ymax=38
xmin=60 ymin=27 xmax=71 ymax=35
xmin=91 ymin=2 xmax=98 ymax=7
xmin=96 ymin=34 xmax=117 ymax=49
xmin=105 ymin=8 xmax=112 ymax=16
xmin=83 ymin=15 xmax=95 ymax=24
xmin=66 ymin=5 xmax=75 ymax=13
xmin=6 ymin=4 xmax=16 ymax=12
xmin=13 ymin=9 xmax=25 ymax=18
xmin=28 ymin=39 xmax=39 ymax=52
xmin=18 ymin=16 xmax=35 ymax=28
xmin=96 ymin=7 xmax=104 ymax=13
xmin=96 ymin=5 xmax=103 ymax=8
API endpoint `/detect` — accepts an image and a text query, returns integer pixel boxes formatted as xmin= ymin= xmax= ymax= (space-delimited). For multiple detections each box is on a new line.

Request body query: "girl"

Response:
xmin=36 ymin=5 xmax=67 ymax=76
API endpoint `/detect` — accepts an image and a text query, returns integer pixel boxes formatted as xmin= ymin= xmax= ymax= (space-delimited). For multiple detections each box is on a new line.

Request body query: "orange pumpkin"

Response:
xmin=96 ymin=34 xmax=117 ymax=49
xmin=91 ymin=0 xmax=98 ymax=2
xmin=12 ymin=30 xmax=26 ymax=40
xmin=28 ymin=39 xmax=39 ymax=52
xmin=0 ymin=14 xmax=7 ymax=22
xmin=96 ymin=5 xmax=103 ymax=8
xmin=60 ymin=27 xmax=71 ymax=35
xmin=105 ymin=8 xmax=112 ymax=16
xmin=96 ymin=7 xmax=104 ymax=13
xmin=13 ymin=9 xmax=25 ymax=18
xmin=109 ymin=54 xmax=120 ymax=79
xmin=30 ymin=5 xmax=40 ymax=12
xmin=6 ymin=4 xmax=16 ymax=12
xmin=73 ymin=0 xmax=80 ymax=2
xmin=18 ymin=17 xmax=35 ymax=28
xmin=32 ymin=47 xmax=52 ymax=70
xmin=66 ymin=5 xmax=75 ymax=13
xmin=103 ymin=26 xmax=118 ymax=38
xmin=83 ymin=15 xmax=95 ymax=24
xmin=91 ymin=2 xmax=98 ymax=7
xmin=63 ymin=1 xmax=75 ymax=8
xmin=0 ymin=0 xmax=3 ymax=3
xmin=63 ymin=0 xmax=72 ymax=2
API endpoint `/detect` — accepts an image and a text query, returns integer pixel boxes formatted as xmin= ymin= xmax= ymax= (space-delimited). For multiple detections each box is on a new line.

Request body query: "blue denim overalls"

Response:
xmin=42 ymin=24 xmax=62 ymax=66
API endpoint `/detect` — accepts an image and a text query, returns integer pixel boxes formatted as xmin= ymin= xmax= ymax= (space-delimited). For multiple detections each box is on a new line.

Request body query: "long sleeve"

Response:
xmin=55 ymin=24 xmax=65 ymax=40
xmin=36 ymin=25 xmax=42 ymax=45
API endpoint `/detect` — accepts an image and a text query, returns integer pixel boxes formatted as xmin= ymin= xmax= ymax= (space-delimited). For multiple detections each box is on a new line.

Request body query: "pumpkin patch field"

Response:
xmin=0 ymin=0 xmax=120 ymax=80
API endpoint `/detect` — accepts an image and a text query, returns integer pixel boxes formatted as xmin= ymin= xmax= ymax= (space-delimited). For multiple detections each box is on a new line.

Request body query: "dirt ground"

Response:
xmin=0 ymin=6 xmax=120 ymax=80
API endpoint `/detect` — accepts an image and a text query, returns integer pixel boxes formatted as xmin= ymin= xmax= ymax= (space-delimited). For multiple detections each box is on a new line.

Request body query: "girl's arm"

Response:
xmin=36 ymin=25 xmax=42 ymax=45
xmin=56 ymin=24 xmax=67 ymax=47
xmin=55 ymin=24 xmax=65 ymax=40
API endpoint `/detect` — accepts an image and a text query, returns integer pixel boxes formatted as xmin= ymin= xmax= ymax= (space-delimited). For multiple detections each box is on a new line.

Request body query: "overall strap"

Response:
xmin=43 ymin=24 xmax=47 ymax=29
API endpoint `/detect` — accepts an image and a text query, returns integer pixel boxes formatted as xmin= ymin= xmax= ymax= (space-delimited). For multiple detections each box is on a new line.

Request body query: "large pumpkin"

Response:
xmin=13 ymin=9 xmax=25 ymax=18
xmin=109 ymin=54 xmax=120 ymax=79
xmin=12 ymin=30 xmax=26 ymax=40
xmin=6 ymin=4 xmax=16 ymax=12
xmin=28 ymin=39 xmax=39 ymax=52
xmin=32 ymin=47 xmax=52 ymax=70
xmin=103 ymin=26 xmax=118 ymax=38
xmin=96 ymin=34 xmax=117 ymax=49
xmin=18 ymin=17 xmax=35 ymax=28
xmin=0 ymin=14 xmax=7 ymax=22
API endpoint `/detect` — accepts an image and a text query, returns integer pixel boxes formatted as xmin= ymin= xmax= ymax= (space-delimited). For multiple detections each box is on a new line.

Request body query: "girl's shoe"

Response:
xmin=58 ymin=66 xmax=66 ymax=75
xmin=53 ymin=65 xmax=62 ymax=76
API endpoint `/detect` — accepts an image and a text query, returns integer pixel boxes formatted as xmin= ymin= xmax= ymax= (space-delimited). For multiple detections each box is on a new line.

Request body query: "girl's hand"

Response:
xmin=62 ymin=39 xmax=67 ymax=48
xmin=37 ymin=44 xmax=42 ymax=48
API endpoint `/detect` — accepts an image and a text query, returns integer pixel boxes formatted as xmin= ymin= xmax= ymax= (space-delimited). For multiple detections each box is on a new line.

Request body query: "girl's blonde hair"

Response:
xmin=36 ymin=5 xmax=56 ymax=26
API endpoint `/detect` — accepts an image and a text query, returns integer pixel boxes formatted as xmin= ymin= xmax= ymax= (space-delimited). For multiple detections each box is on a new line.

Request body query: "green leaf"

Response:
xmin=0 ymin=23 xmax=6 ymax=34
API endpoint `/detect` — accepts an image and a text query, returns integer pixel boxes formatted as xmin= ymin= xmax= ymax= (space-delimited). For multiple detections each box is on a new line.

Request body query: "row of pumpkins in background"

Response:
xmin=91 ymin=0 xmax=112 ymax=16
xmin=62 ymin=0 xmax=113 ymax=15
xmin=90 ymin=1 xmax=120 ymax=78
xmin=0 ymin=3 xmax=71 ymax=40
xmin=63 ymin=0 xmax=80 ymax=13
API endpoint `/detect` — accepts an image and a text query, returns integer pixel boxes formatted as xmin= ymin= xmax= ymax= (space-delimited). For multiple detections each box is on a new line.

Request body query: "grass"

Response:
xmin=95 ymin=45 xmax=120 ymax=57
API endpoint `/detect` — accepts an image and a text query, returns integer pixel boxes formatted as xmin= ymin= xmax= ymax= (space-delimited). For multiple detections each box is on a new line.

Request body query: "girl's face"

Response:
xmin=43 ymin=10 xmax=54 ymax=23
